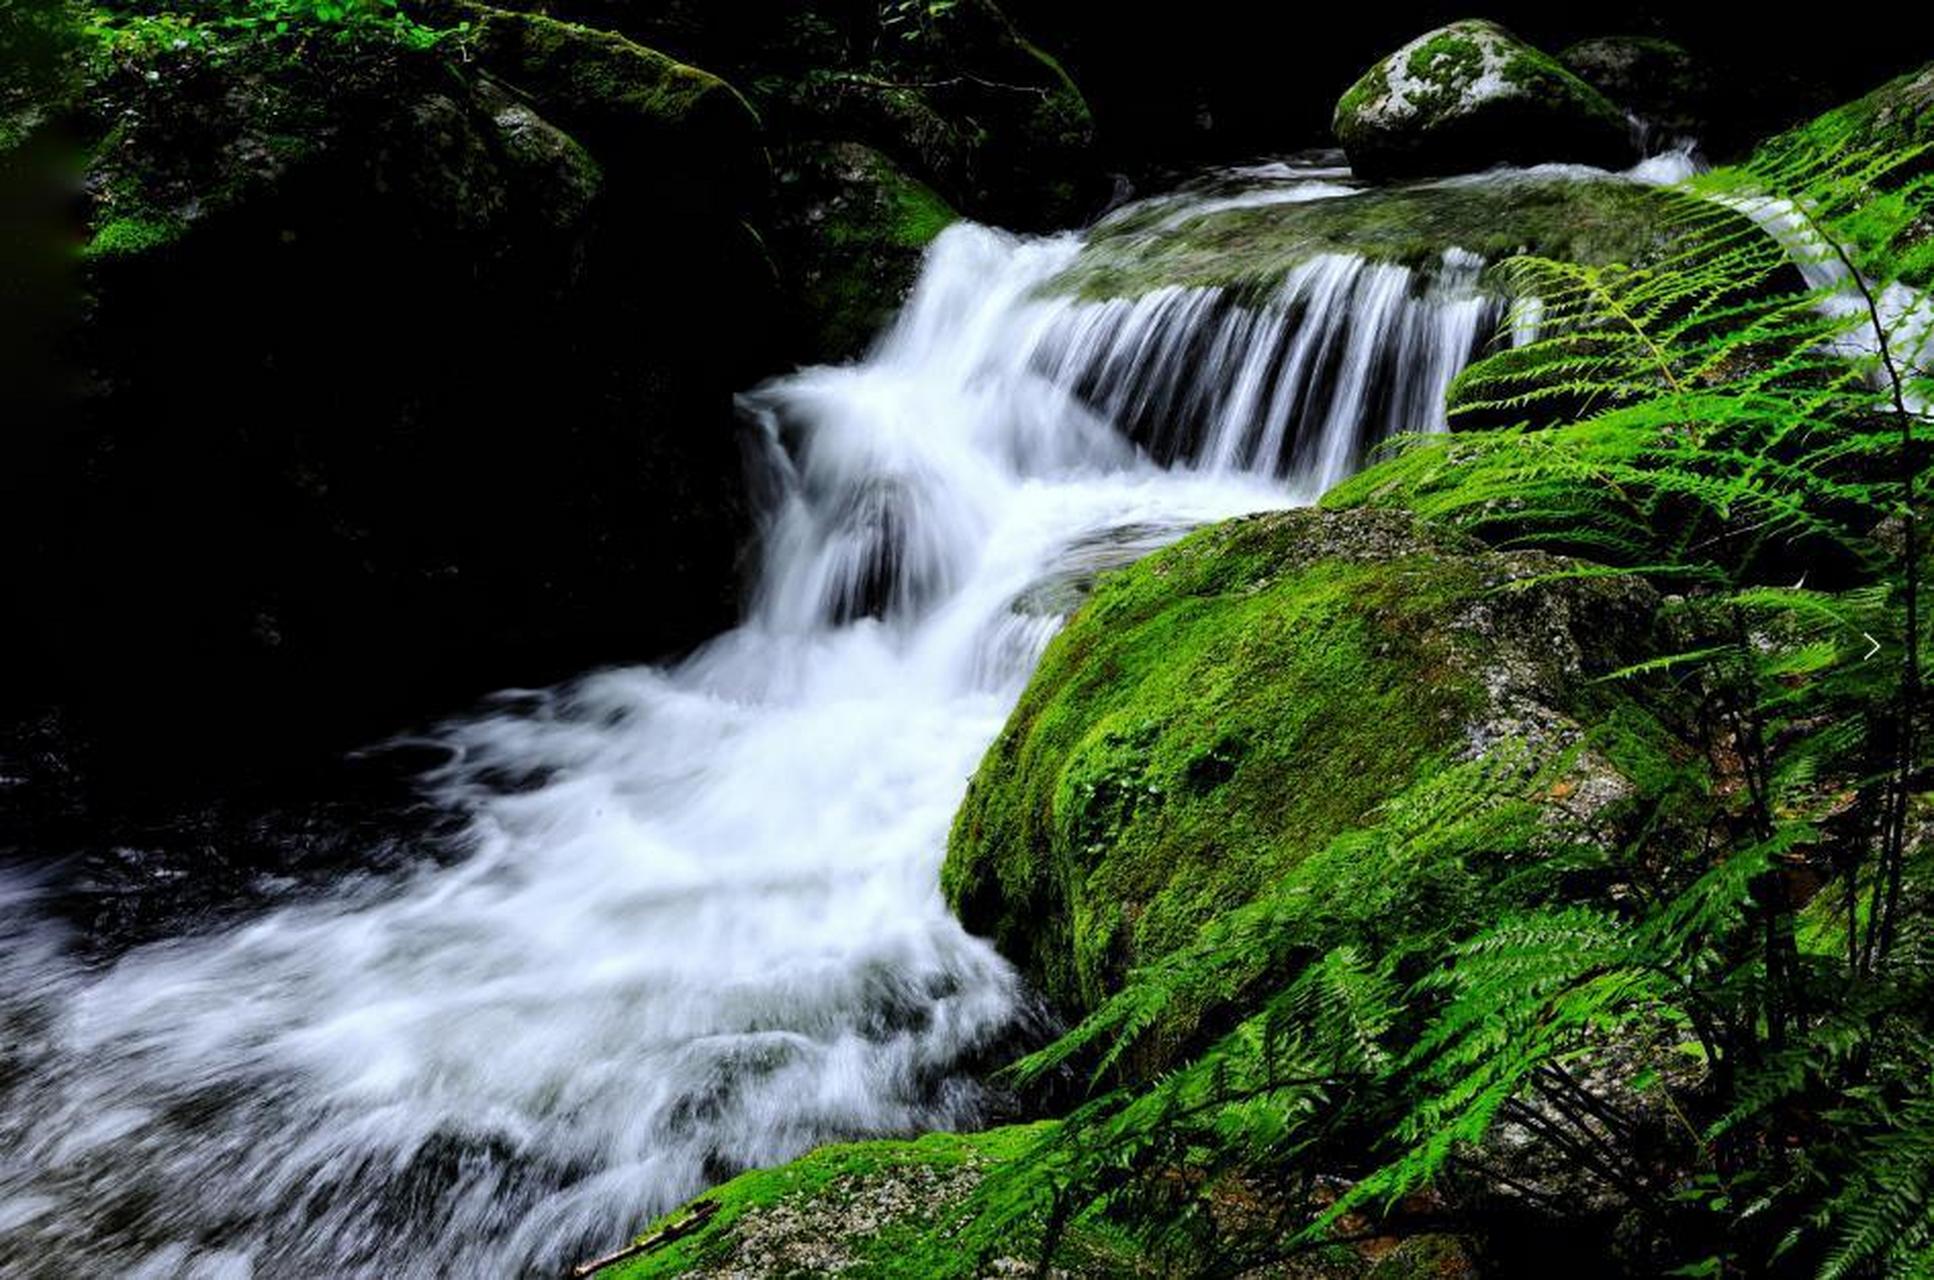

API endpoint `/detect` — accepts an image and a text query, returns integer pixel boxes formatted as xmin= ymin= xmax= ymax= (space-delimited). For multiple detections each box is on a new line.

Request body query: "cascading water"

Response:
xmin=1032 ymin=247 xmax=1496 ymax=487
xmin=0 ymin=163 xmax=1520 ymax=1278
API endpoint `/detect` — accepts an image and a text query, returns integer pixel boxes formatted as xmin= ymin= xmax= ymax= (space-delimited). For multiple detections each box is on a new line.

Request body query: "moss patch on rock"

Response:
xmin=475 ymin=0 xmax=1097 ymax=229
xmin=943 ymin=507 xmax=1661 ymax=1016
xmin=598 ymin=1124 xmax=1145 ymax=1279
xmin=1744 ymin=60 xmax=1934 ymax=287
xmin=772 ymin=140 xmax=956 ymax=360
xmin=34 ymin=4 xmax=769 ymax=783
xmin=437 ymin=1 xmax=762 ymax=198
xmin=1051 ymin=175 xmax=1684 ymax=302
xmin=595 ymin=1121 xmax=1474 ymax=1278
xmin=1759 ymin=56 xmax=1934 ymax=157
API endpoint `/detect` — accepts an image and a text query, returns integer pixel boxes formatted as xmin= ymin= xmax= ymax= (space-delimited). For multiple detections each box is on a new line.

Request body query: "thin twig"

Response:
xmin=569 ymin=1201 xmax=721 ymax=1278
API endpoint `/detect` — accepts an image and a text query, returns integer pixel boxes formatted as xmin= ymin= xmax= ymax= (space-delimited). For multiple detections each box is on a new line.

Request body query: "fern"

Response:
xmin=956 ymin=80 xmax=1934 ymax=1280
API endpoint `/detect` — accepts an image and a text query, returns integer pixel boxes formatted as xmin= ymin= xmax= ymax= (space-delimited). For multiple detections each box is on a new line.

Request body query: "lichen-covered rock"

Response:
xmin=1560 ymin=36 xmax=1708 ymax=142
xmin=771 ymin=141 xmax=956 ymax=361
xmin=1333 ymin=20 xmax=1633 ymax=180
xmin=943 ymin=508 xmax=1662 ymax=1017
xmin=594 ymin=1126 xmax=1146 ymax=1279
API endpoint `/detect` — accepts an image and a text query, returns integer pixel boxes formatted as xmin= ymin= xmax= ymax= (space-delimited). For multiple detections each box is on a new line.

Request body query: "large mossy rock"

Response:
xmin=1334 ymin=20 xmax=1634 ymax=180
xmin=8 ymin=25 xmax=771 ymax=790
xmin=943 ymin=508 xmax=1661 ymax=1017
xmin=476 ymin=0 xmax=1098 ymax=228
xmin=1053 ymin=172 xmax=1683 ymax=301
xmin=439 ymin=2 xmax=765 ymax=199
xmin=770 ymin=141 xmax=956 ymax=362
xmin=1756 ymin=58 xmax=1934 ymax=160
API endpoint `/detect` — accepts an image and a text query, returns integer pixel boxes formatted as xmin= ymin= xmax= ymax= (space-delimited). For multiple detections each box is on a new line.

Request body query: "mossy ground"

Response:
xmin=1052 ymin=175 xmax=1680 ymax=308
xmin=600 ymin=1121 xmax=1473 ymax=1278
xmin=599 ymin=1124 xmax=1145 ymax=1279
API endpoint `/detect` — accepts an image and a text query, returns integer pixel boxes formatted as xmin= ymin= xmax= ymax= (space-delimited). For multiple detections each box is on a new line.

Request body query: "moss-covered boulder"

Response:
xmin=1053 ymin=172 xmax=1683 ymax=301
xmin=1560 ymin=36 xmax=1708 ymax=142
xmin=771 ymin=141 xmax=956 ymax=362
xmin=1756 ymin=58 xmax=1934 ymax=159
xmin=434 ymin=1 xmax=764 ymax=200
xmin=1744 ymin=59 xmax=1934 ymax=291
xmin=10 ymin=21 xmax=771 ymax=791
xmin=1334 ymin=20 xmax=1634 ymax=180
xmin=466 ymin=0 xmax=1097 ymax=228
xmin=943 ymin=508 xmax=1660 ymax=1016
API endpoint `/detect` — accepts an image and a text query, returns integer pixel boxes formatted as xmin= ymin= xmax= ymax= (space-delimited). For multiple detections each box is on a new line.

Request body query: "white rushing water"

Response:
xmin=1720 ymin=193 xmax=1934 ymax=414
xmin=0 ymin=167 xmax=1515 ymax=1278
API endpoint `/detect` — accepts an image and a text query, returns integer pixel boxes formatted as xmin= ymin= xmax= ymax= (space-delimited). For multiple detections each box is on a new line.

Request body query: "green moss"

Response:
xmin=1749 ymin=61 xmax=1934 ymax=286
xmin=1052 ymin=176 xmax=1684 ymax=302
xmin=1335 ymin=62 xmax=1389 ymax=130
xmin=777 ymin=141 xmax=956 ymax=360
xmin=74 ymin=30 xmax=388 ymax=267
xmin=83 ymin=213 xmax=186 ymax=259
xmin=1499 ymin=40 xmax=1618 ymax=115
xmin=444 ymin=2 xmax=760 ymax=153
xmin=599 ymin=1123 xmax=1142 ymax=1279
xmin=944 ymin=507 xmax=1661 ymax=1018
xmin=822 ymin=147 xmax=954 ymax=250
xmin=1403 ymin=32 xmax=1484 ymax=116
xmin=942 ymin=511 xmax=1511 ymax=1011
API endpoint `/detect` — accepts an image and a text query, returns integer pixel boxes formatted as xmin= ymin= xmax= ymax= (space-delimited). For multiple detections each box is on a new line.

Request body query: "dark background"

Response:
xmin=1006 ymin=3 xmax=1934 ymax=172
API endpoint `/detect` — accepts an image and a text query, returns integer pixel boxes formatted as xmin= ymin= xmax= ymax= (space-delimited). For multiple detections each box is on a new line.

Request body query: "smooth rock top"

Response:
xmin=1334 ymin=19 xmax=1635 ymax=179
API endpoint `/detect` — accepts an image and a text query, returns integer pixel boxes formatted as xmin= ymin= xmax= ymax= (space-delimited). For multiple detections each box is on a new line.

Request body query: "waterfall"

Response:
xmin=1028 ymin=248 xmax=1496 ymax=488
xmin=0 ymin=178 xmax=1512 ymax=1278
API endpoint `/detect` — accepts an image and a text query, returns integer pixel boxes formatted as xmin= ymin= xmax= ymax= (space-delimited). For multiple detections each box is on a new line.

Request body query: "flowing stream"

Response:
xmin=1 ymin=162 xmax=1533 ymax=1277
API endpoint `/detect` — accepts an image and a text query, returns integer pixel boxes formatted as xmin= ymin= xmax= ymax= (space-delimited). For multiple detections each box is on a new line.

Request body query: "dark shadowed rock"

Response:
xmin=1561 ymin=36 xmax=1708 ymax=143
xmin=7 ymin=29 xmax=769 ymax=794
xmin=770 ymin=140 xmax=956 ymax=362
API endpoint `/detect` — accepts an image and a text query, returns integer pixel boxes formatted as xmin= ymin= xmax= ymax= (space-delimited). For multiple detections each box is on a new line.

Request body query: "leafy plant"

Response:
xmin=939 ymin=75 xmax=1934 ymax=1279
xmin=86 ymin=0 xmax=455 ymax=53
xmin=879 ymin=0 xmax=958 ymax=47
